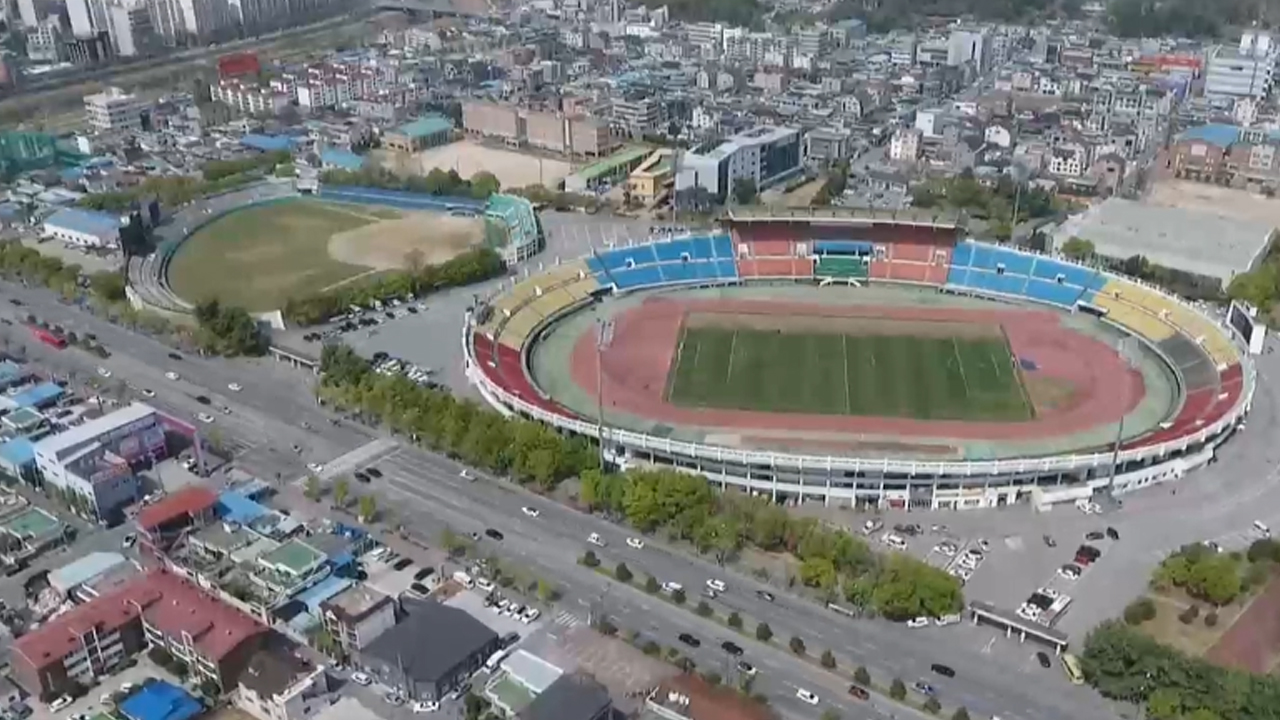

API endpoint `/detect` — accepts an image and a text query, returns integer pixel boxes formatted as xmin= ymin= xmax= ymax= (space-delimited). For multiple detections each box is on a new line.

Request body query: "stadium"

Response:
xmin=465 ymin=208 xmax=1256 ymax=511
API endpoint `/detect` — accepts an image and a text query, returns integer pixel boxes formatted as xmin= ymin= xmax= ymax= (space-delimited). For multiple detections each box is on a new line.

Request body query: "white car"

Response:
xmin=140 ymin=388 xmax=156 ymax=398
xmin=228 ymin=383 xmax=242 ymax=392
xmin=495 ymin=598 xmax=510 ymax=612
xmin=521 ymin=506 xmax=540 ymax=518
xmin=96 ymin=367 xmax=112 ymax=378
xmin=661 ymin=581 xmax=683 ymax=595
xmin=587 ymin=532 xmax=606 ymax=547
xmin=906 ymin=617 xmax=931 ymax=628
xmin=196 ymin=412 xmax=214 ymax=424
xmin=706 ymin=578 xmax=727 ymax=593
xmin=221 ymin=406 xmax=231 ymax=415
xmin=934 ymin=614 xmax=962 ymax=627
xmin=459 ymin=470 xmax=473 ymax=480
xmin=164 ymin=371 xmax=180 ymax=381
xmin=626 ymin=537 xmax=645 ymax=550
xmin=933 ymin=543 xmax=957 ymax=557
xmin=521 ymin=607 xmax=541 ymax=624
xmin=506 ymin=603 xmax=523 ymax=618
xmin=795 ymin=689 xmax=819 ymax=705
xmin=351 ymin=672 xmax=372 ymax=686
xmin=1039 ymin=587 xmax=1060 ymax=599
xmin=49 ymin=696 xmax=72 ymax=713
xmin=412 ymin=701 xmax=439 ymax=713
xmin=307 ymin=462 xmax=324 ymax=473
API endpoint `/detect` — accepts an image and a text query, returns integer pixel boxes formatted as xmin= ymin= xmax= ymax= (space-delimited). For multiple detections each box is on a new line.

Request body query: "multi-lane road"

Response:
xmin=6 ymin=277 xmax=1280 ymax=720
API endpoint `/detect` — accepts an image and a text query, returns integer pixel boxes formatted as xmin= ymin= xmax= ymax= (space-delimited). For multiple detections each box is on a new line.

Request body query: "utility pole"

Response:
xmin=595 ymin=313 xmax=614 ymax=470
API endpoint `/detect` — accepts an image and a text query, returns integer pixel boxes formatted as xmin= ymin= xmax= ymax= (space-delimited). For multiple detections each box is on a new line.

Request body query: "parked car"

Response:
xmin=351 ymin=673 xmax=372 ymax=686
xmin=678 ymin=633 xmax=701 ymax=648
xmin=847 ymin=685 xmax=870 ymax=701
xmin=1036 ymin=651 xmax=1052 ymax=669
xmin=721 ymin=641 xmax=743 ymax=656
xmin=485 ymin=528 xmax=504 ymax=541
xmin=931 ymin=663 xmax=955 ymax=678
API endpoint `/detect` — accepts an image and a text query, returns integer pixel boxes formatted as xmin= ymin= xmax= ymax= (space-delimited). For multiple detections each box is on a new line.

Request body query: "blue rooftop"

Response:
xmin=240 ymin=134 xmax=297 ymax=152
xmin=44 ymin=208 xmax=120 ymax=237
xmin=217 ymin=490 xmax=269 ymax=526
xmin=320 ymin=147 xmax=365 ymax=172
xmin=10 ymin=382 xmax=64 ymax=408
xmin=395 ymin=114 xmax=454 ymax=138
xmin=120 ymin=681 xmax=203 ymax=720
xmin=1177 ymin=123 xmax=1243 ymax=148
xmin=0 ymin=437 xmax=35 ymax=467
xmin=0 ymin=360 xmax=25 ymax=385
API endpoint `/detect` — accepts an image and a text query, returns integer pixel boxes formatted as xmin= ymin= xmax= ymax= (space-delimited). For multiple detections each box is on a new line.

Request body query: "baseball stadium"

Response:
xmin=464 ymin=208 xmax=1256 ymax=511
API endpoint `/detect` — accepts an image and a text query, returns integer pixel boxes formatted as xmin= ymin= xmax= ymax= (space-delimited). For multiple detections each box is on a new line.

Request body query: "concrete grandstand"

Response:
xmin=465 ymin=208 xmax=1255 ymax=511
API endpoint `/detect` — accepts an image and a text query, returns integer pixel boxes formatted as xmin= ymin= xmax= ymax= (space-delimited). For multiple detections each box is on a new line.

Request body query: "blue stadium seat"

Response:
xmin=989 ymin=247 xmax=1034 ymax=276
xmin=714 ymin=259 xmax=739 ymax=278
xmin=689 ymin=236 xmax=716 ymax=260
xmin=694 ymin=261 xmax=720 ymax=280
xmin=946 ymin=264 xmax=972 ymax=287
xmin=951 ymin=242 xmax=976 ymax=267
xmin=652 ymin=239 xmax=695 ymax=262
xmin=1030 ymin=257 xmax=1100 ymax=290
xmin=712 ymin=234 xmax=734 ymax=259
xmin=1024 ymin=278 xmax=1085 ymax=307
xmin=611 ymin=265 xmax=665 ymax=290
xmin=660 ymin=261 xmax=698 ymax=283
xmin=596 ymin=245 xmax=659 ymax=271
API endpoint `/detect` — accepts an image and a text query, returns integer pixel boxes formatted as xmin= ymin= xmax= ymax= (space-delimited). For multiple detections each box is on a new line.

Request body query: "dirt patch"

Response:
xmin=685 ymin=310 xmax=1002 ymax=340
xmin=327 ymin=211 xmax=484 ymax=271
xmin=1205 ymin=573 xmax=1280 ymax=673
xmin=1023 ymin=376 xmax=1080 ymax=413
xmin=1148 ymin=179 xmax=1280 ymax=229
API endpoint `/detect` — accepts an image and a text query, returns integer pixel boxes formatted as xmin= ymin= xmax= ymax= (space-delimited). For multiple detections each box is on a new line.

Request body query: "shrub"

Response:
xmin=671 ymin=588 xmax=686 ymax=605
xmin=581 ymin=551 xmax=599 ymax=568
xmin=594 ymin=619 xmax=617 ymax=636
xmin=820 ymin=649 xmax=836 ymax=668
xmin=642 ymin=641 xmax=660 ymax=656
xmin=952 ymin=709 xmax=971 ymax=720
xmin=728 ymin=611 xmax=743 ymax=629
xmin=695 ymin=600 xmax=713 ymax=617
xmin=924 ymin=697 xmax=942 ymax=714
xmin=644 ymin=576 xmax=660 ymax=593
xmin=889 ymin=678 xmax=907 ymax=700
xmin=1178 ymin=605 xmax=1201 ymax=624
xmin=702 ymin=672 xmax=722 ymax=686
xmin=789 ymin=636 xmax=806 ymax=655
xmin=616 ymin=563 xmax=633 ymax=582
xmin=1205 ymin=611 xmax=1219 ymax=627
xmin=854 ymin=666 xmax=871 ymax=685
xmin=1123 ymin=597 xmax=1157 ymax=625
xmin=756 ymin=622 xmax=773 ymax=642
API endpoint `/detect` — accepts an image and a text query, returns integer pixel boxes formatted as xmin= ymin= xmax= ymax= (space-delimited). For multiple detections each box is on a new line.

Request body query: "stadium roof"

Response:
xmin=1053 ymin=197 xmax=1273 ymax=285
xmin=43 ymin=208 xmax=120 ymax=238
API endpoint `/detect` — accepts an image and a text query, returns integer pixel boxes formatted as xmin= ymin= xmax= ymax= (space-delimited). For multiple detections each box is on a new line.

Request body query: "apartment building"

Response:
xmin=235 ymin=648 xmax=331 ymax=720
xmin=83 ymin=86 xmax=148 ymax=132
xmin=676 ymin=125 xmax=802 ymax=201
xmin=212 ymin=79 xmax=290 ymax=115
xmin=889 ymin=127 xmax=922 ymax=162
xmin=108 ymin=3 xmax=157 ymax=57
xmin=611 ymin=96 xmax=661 ymax=137
xmin=1204 ymin=31 xmax=1277 ymax=100
xmin=462 ymin=100 xmax=522 ymax=144
xmin=318 ymin=585 xmax=396 ymax=656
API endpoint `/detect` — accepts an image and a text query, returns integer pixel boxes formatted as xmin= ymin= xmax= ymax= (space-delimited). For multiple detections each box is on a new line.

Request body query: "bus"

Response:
xmin=1061 ymin=652 xmax=1084 ymax=685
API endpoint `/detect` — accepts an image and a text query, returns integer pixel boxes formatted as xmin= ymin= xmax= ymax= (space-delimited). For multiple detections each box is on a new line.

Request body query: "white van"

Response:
xmin=475 ymin=577 xmax=495 ymax=594
xmin=1254 ymin=520 xmax=1271 ymax=538
xmin=483 ymin=648 xmax=511 ymax=672
xmin=453 ymin=570 xmax=474 ymax=589
xmin=368 ymin=547 xmax=390 ymax=562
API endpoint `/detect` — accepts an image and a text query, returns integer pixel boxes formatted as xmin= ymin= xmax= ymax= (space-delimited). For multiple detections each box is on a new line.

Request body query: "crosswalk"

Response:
xmin=552 ymin=610 xmax=583 ymax=628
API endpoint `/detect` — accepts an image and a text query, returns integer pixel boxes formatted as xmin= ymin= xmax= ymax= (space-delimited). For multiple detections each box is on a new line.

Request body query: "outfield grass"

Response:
xmin=665 ymin=326 xmax=1033 ymax=422
xmin=167 ymin=200 xmax=379 ymax=312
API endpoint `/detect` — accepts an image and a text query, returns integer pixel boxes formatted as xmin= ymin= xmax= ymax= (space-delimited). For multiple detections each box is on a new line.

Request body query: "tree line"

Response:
xmin=1082 ymin=621 xmax=1280 ymax=720
xmin=79 ymin=172 xmax=260 ymax=213
xmin=192 ymin=299 xmax=267 ymax=356
xmin=319 ymin=344 xmax=598 ymax=489
xmin=320 ymin=167 xmax=501 ymax=201
xmin=912 ymin=172 xmax=1060 ymax=240
xmin=282 ymin=247 xmax=506 ymax=326
xmin=579 ymin=469 xmax=964 ymax=620
xmin=202 ymin=150 xmax=292 ymax=183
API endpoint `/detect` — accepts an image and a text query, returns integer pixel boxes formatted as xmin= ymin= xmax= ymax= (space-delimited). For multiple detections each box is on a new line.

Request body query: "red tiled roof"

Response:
xmin=13 ymin=568 xmax=264 ymax=671
xmin=136 ymin=486 xmax=218 ymax=531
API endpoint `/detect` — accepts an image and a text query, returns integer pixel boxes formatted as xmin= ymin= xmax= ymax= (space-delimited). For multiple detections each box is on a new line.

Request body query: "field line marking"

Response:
xmin=951 ymin=338 xmax=972 ymax=399
xmin=665 ymin=322 xmax=689 ymax=401
xmin=726 ymin=329 xmax=739 ymax=384
xmin=842 ymin=334 xmax=851 ymax=414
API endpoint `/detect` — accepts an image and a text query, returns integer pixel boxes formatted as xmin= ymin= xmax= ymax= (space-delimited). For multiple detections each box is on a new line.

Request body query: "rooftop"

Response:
xmin=394 ymin=114 xmax=454 ymax=138
xmin=137 ymin=485 xmax=219 ymax=531
xmin=43 ymin=207 xmax=121 ymax=238
xmin=238 ymin=645 xmax=312 ymax=698
xmin=48 ymin=551 xmax=129 ymax=593
xmin=321 ymin=583 xmax=392 ymax=623
xmin=35 ymin=402 xmax=156 ymax=463
xmin=364 ymin=598 xmax=498 ymax=684
xmin=119 ymin=680 xmax=203 ymax=720
xmin=519 ymin=673 xmax=611 ymax=720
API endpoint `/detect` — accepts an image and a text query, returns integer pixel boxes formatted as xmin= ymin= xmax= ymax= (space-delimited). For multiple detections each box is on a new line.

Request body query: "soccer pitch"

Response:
xmin=665 ymin=325 xmax=1033 ymax=422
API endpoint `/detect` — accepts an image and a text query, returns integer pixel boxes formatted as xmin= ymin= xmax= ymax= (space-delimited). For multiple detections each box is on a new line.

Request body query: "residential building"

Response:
xmin=461 ymin=100 xmax=521 ymax=144
xmin=84 ymin=87 xmax=147 ymax=132
xmin=382 ymin=115 xmax=453 ymax=153
xmin=33 ymin=403 xmax=164 ymax=520
xmin=235 ymin=646 xmax=331 ymax=720
xmin=211 ymin=79 xmax=290 ymax=116
xmin=611 ymin=96 xmax=661 ymax=137
xmin=676 ymin=125 xmax=802 ymax=201
xmin=42 ymin=207 xmax=121 ymax=248
xmin=66 ymin=0 xmax=108 ymax=37
xmin=64 ymin=30 xmax=114 ymax=64
xmin=26 ymin=18 xmax=64 ymax=62
xmin=889 ymin=127 xmax=921 ymax=162
xmin=1204 ymin=32 xmax=1277 ymax=100
xmin=10 ymin=569 xmax=265 ymax=700
xmin=948 ymin=28 xmax=988 ymax=70
xmin=108 ymin=2 xmax=157 ymax=57
xmin=319 ymin=585 xmax=396 ymax=655
xmin=1049 ymin=142 xmax=1088 ymax=177
xmin=804 ymin=128 xmax=852 ymax=166
xmin=135 ymin=485 xmax=219 ymax=551
xmin=517 ymin=673 xmax=612 ymax=720
xmin=360 ymin=599 xmax=500 ymax=702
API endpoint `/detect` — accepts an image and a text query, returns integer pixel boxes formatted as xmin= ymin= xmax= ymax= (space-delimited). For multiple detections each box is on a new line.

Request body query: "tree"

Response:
xmin=671 ymin=588 xmax=686 ymax=605
xmin=1146 ymin=687 xmax=1183 ymax=719
xmin=755 ymin=622 xmax=773 ymax=642
xmin=644 ymin=575 xmax=660 ymax=593
xmin=853 ymin=666 xmax=871 ymax=685
xmin=889 ymin=678 xmax=906 ymax=700
xmin=581 ymin=550 xmax=600 ymax=568
xmin=1059 ymin=236 xmax=1095 ymax=262
xmin=537 ymin=579 xmax=558 ymax=602
xmin=1123 ymin=597 xmax=1156 ymax=625
xmin=728 ymin=611 xmax=743 ymax=629
xmin=789 ymin=636 xmax=806 ymax=655
xmin=820 ymin=710 xmax=841 ymax=720
xmin=304 ymin=475 xmax=320 ymax=500
xmin=1227 ymin=267 xmax=1279 ymax=310
xmin=357 ymin=495 xmax=376 ymax=523
xmin=615 ymin=562 xmax=633 ymax=582
xmin=923 ymin=697 xmax=942 ymax=714
xmin=332 ymin=478 xmax=349 ymax=508
xmin=695 ymin=600 xmax=713 ymax=617
xmin=951 ymin=708 xmax=971 ymax=720
xmin=820 ymin=649 xmax=836 ymax=668
xmin=732 ymin=177 xmax=758 ymax=206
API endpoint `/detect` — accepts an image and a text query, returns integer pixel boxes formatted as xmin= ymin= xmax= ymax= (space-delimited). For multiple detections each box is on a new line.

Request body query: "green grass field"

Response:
xmin=167 ymin=200 xmax=381 ymax=312
xmin=665 ymin=326 xmax=1033 ymax=421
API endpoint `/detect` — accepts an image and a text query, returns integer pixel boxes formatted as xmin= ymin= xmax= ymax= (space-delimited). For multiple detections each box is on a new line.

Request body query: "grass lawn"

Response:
xmin=665 ymin=325 xmax=1032 ymax=421
xmin=167 ymin=200 xmax=381 ymax=312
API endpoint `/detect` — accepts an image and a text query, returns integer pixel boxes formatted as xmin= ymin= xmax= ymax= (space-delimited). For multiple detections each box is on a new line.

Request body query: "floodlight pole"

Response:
xmin=595 ymin=312 xmax=614 ymax=471
xmin=1106 ymin=338 xmax=1137 ymax=498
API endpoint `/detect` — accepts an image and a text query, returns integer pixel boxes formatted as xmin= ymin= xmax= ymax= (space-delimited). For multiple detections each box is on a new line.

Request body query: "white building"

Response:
xmin=676 ymin=125 xmax=803 ymax=201
xmin=1204 ymin=31 xmax=1276 ymax=100
xmin=948 ymin=28 xmax=988 ymax=70
xmin=34 ymin=403 xmax=165 ymax=521
xmin=66 ymin=0 xmax=108 ymax=37
xmin=235 ymin=650 xmax=331 ymax=720
xmin=108 ymin=2 xmax=155 ymax=57
xmin=1049 ymin=143 xmax=1088 ymax=177
xmin=211 ymin=79 xmax=290 ymax=115
xmin=84 ymin=86 xmax=148 ymax=132
xmin=889 ymin=127 xmax=921 ymax=162
xmin=42 ymin=207 xmax=121 ymax=248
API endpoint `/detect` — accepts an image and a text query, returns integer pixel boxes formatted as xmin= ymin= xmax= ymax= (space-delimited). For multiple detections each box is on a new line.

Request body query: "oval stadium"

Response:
xmin=465 ymin=208 xmax=1256 ymax=511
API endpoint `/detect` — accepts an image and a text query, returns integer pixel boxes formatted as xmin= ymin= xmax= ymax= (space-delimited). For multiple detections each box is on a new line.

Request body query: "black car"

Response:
xmin=1085 ymin=531 xmax=1105 ymax=541
xmin=1043 ymin=534 xmax=1057 ymax=547
xmin=371 ymin=351 xmax=389 ymax=362
xmin=501 ymin=632 xmax=521 ymax=648
xmin=195 ymin=395 xmax=211 ymax=405
xmin=485 ymin=528 xmax=504 ymax=541
xmin=678 ymin=633 xmax=701 ymax=648
xmin=414 ymin=567 xmax=435 ymax=581
xmin=392 ymin=558 xmax=413 ymax=571
xmin=756 ymin=590 xmax=775 ymax=602
xmin=366 ymin=467 xmax=383 ymax=478
xmin=931 ymin=663 xmax=955 ymax=678
xmin=1036 ymin=651 xmax=1052 ymax=669
xmin=168 ymin=352 xmax=183 ymax=361
xmin=7 ymin=298 xmax=21 ymax=306
xmin=409 ymin=582 xmax=430 ymax=597
xmin=720 ymin=641 xmax=743 ymax=656
xmin=1106 ymin=527 xmax=1120 ymax=540
xmin=354 ymin=471 xmax=370 ymax=483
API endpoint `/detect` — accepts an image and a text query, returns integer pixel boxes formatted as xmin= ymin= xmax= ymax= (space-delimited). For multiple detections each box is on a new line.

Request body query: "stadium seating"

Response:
xmin=738 ymin=257 xmax=814 ymax=278
xmin=869 ymin=241 xmax=952 ymax=285
xmin=589 ymin=245 xmax=659 ymax=273
xmin=815 ymin=255 xmax=869 ymax=280
xmin=589 ymin=234 xmax=739 ymax=290
xmin=1024 ymin=277 xmax=1088 ymax=307
xmin=947 ymin=242 xmax=1102 ymax=307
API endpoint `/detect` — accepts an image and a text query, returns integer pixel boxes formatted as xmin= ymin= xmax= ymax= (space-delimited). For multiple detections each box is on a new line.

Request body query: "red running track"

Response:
xmin=568 ymin=297 xmax=1145 ymax=441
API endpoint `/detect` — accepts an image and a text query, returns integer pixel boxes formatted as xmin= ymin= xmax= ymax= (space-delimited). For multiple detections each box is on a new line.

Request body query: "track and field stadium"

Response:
xmin=465 ymin=208 xmax=1256 ymax=511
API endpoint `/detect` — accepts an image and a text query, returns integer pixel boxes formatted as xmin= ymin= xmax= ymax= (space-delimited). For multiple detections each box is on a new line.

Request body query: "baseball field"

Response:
xmin=665 ymin=314 xmax=1033 ymax=422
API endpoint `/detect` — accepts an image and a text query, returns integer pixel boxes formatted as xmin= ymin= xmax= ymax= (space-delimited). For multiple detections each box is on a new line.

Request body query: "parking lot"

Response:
xmin=31 ymin=658 xmax=182 ymax=720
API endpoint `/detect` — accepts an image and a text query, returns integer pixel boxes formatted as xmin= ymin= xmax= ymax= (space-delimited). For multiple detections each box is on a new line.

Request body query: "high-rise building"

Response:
xmin=108 ymin=2 xmax=155 ymax=56
xmin=1204 ymin=32 xmax=1277 ymax=100
xmin=84 ymin=86 xmax=148 ymax=131
xmin=17 ymin=0 xmax=38 ymax=27
xmin=146 ymin=0 xmax=181 ymax=43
